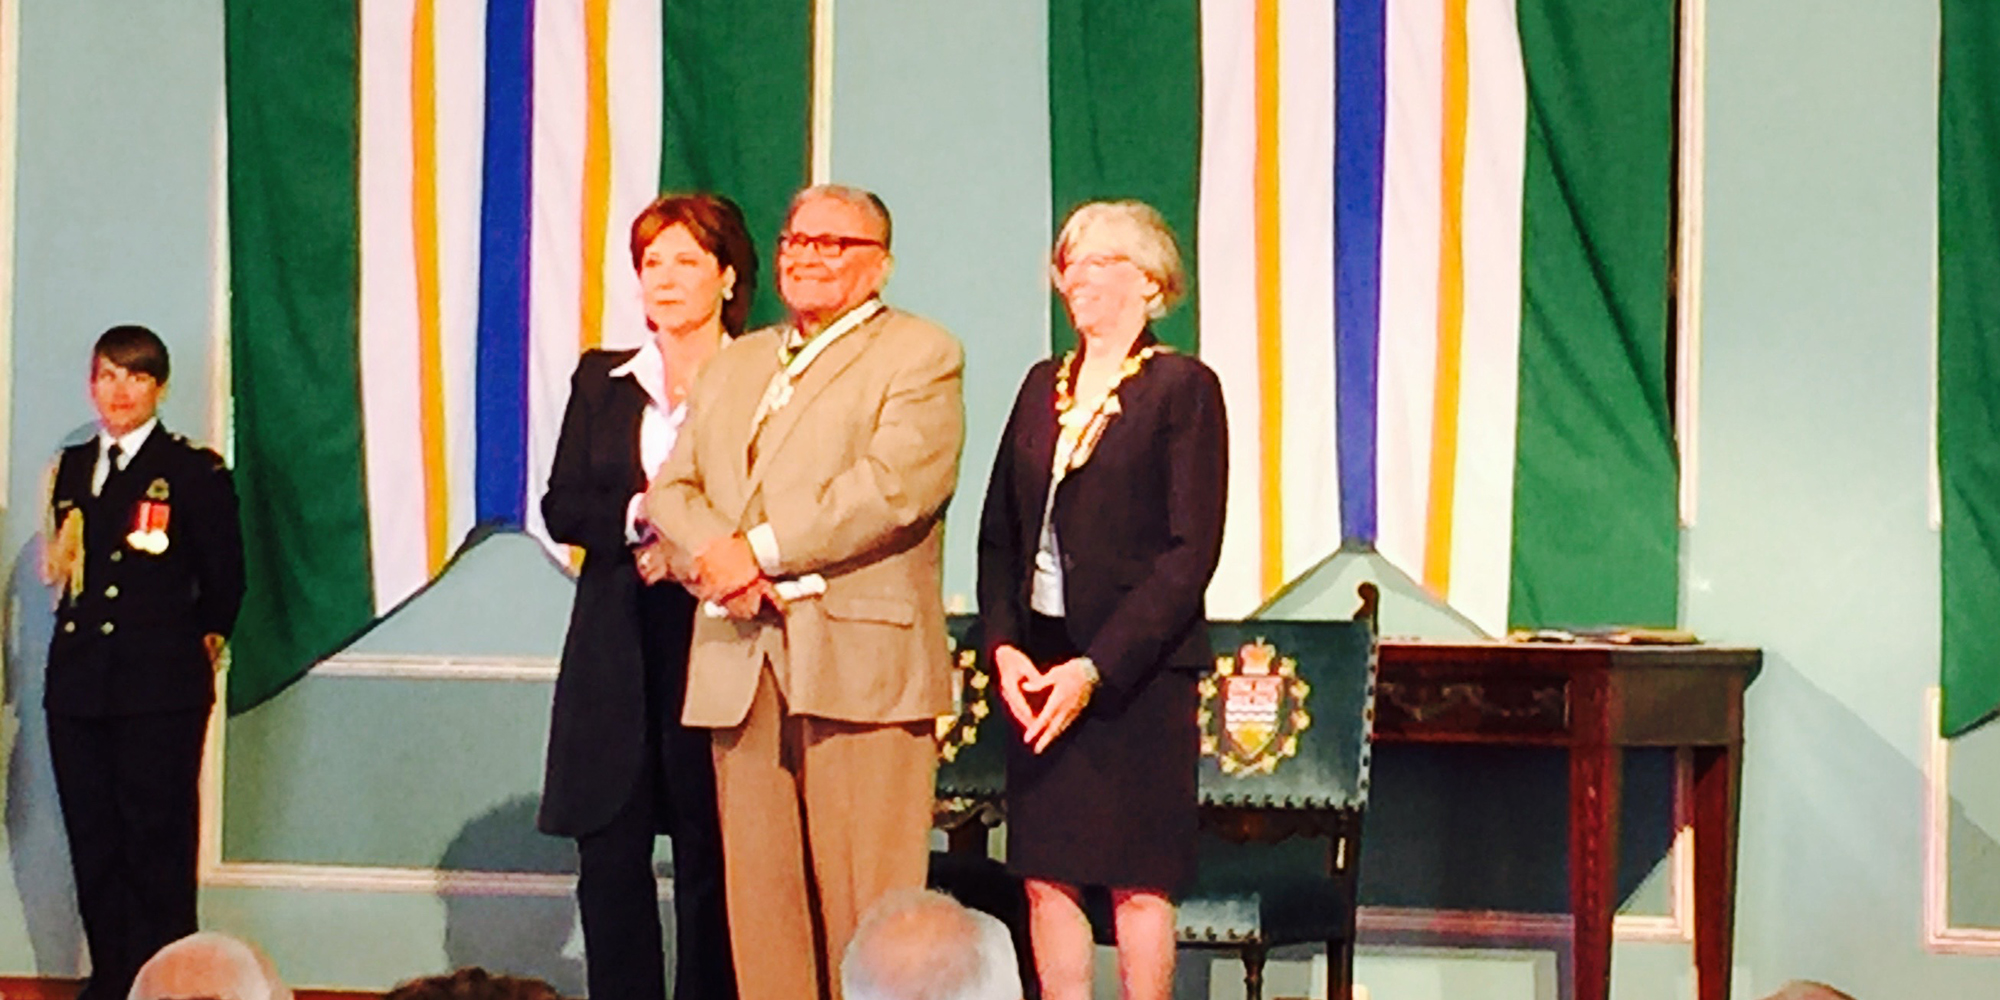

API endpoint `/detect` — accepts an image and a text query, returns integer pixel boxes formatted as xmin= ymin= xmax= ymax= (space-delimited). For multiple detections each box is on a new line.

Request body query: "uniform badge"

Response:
xmin=1199 ymin=639 xmax=1314 ymax=776
xmin=935 ymin=640 xmax=990 ymax=762
xmin=128 ymin=499 xmax=171 ymax=554
xmin=146 ymin=477 xmax=171 ymax=500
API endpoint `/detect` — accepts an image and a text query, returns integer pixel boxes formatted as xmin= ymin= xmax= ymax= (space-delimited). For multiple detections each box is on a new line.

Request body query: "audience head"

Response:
xmin=777 ymin=184 xmax=894 ymax=326
xmin=127 ymin=931 xmax=291 ymax=1000
xmin=841 ymin=889 xmax=1022 ymax=1000
xmin=383 ymin=968 xmax=563 ymax=1000
xmin=628 ymin=192 xmax=758 ymax=338
xmin=1761 ymin=982 xmax=1859 ymax=1000
xmin=1050 ymin=200 xmax=1186 ymax=323
xmin=90 ymin=324 xmax=171 ymax=437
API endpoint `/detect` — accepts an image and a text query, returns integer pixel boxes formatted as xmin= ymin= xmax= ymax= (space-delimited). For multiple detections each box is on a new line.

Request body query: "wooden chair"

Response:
xmin=931 ymin=614 xmax=1378 ymax=1000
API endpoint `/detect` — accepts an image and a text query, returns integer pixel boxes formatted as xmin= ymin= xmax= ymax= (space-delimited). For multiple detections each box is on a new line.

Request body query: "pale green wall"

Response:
xmin=828 ymin=0 xmax=1053 ymax=609
xmin=5 ymin=0 xmax=2000 ymax=998
xmin=1688 ymin=0 xmax=1993 ymax=996
xmin=1 ymin=0 xmax=227 ymax=978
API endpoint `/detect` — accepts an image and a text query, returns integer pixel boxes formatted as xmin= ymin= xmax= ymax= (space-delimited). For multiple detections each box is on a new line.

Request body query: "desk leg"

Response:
xmin=1328 ymin=834 xmax=1355 ymax=1000
xmin=1692 ymin=743 xmax=1741 ymax=1000
xmin=1569 ymin=741 xmax=1621 ymax=1000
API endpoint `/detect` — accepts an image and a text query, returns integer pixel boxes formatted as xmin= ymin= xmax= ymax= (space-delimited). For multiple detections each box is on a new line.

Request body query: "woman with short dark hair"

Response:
xmin=538 ymin=192 xmax=753 ymax=1000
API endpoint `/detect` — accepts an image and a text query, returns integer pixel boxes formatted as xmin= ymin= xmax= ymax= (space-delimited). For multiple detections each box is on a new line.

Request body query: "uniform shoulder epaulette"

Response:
xmin=169 ymin=433 xmax=229 ymax=470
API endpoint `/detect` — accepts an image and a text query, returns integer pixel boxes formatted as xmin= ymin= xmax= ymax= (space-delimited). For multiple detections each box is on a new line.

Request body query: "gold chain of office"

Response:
xmin=1052 ymin=343 xmax=1166 ymax=417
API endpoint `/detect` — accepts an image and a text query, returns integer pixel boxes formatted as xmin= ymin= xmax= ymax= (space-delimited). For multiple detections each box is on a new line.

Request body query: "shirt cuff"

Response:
xmin=746 ymin=523 xmax=783 ymax=576
xmin=624 ymin=493 xmax=649 ymax=546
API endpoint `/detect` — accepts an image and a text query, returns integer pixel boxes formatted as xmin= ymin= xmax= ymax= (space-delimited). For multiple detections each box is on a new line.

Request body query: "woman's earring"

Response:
xmin=722 ymin=286 xmax=735 ymax=301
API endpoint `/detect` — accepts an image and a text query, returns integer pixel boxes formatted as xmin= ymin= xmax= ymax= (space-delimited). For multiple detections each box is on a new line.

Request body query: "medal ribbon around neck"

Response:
xmin=1050 ymin=343 xmax=1165 ymax=484
xmin=750 ymin=298 xmax=886 ymax=434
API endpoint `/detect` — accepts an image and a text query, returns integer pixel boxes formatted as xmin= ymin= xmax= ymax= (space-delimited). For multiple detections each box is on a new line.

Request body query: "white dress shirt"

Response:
xmin=613 ymin=341 xmax=690 ymax=543
xmin=92 ymin=418 xmax=158 ymax=496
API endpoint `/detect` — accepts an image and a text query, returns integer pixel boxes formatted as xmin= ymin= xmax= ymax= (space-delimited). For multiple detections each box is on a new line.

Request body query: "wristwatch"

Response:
xmin=1075 ymin=657 xmax=1101 ymax=702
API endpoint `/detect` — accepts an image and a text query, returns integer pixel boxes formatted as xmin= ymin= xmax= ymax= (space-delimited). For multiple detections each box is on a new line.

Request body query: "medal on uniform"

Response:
xmin=128 ymin=479 xmax=171 ymax=554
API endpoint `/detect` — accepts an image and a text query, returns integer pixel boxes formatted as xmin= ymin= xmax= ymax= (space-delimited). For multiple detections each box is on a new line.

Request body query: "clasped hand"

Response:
xmin=995 ymin=644 xmax=1094 ymax=754
xmin=687 ymin=534 xmax=779 ymax=620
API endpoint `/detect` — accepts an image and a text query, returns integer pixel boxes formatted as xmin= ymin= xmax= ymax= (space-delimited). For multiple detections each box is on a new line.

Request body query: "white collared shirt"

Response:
xmin=613 ymin=341 xmax=691 ymax=543
xmin=93 ymin=418 xmax=158 ymax=496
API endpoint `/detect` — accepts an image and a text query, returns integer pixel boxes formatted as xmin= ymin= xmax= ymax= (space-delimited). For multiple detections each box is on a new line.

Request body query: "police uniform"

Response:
xmin=44 ymin=420 xmax=244 ymax=1000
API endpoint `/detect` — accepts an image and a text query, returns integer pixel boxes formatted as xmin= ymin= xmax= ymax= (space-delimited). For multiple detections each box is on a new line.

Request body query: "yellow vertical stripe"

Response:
xmin=411 ymin=0 xmax=449 ymax=575
xmin=1254 ymin=0 xmax=1285 ymax=597
xmin=579 ymin=0 xmax=613 ymax=352
xmin=566 ymin=0 xmax=615 ymax=579
xmin=1423 ymin=0 xmax=1470 ymax=594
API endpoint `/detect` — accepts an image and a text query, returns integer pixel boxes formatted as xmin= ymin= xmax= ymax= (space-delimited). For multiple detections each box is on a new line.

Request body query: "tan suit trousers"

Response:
xmin=711 ymin=665 xmax=937 ymax=1000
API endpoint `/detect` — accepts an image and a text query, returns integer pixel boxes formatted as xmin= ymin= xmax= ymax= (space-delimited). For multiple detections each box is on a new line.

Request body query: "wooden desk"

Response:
xmin=1373 ymin=641 xmax=1759 ymax=1000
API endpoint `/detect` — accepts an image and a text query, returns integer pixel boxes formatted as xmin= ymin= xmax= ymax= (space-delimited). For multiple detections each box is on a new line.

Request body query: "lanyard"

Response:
xmin=751 ymin=298 xmax=886 ymax=432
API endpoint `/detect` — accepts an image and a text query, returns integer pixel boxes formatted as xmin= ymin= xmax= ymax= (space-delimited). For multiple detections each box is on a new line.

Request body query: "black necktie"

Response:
xmin=102 ymin=443 xmax=124 ymax=494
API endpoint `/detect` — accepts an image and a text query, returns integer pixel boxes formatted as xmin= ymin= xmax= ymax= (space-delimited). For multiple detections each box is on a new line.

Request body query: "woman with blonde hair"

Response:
xmin=976 ymin=200 xmax=1227 ymax=1000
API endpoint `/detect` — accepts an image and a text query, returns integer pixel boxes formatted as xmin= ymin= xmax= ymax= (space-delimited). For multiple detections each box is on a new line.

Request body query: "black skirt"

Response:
xmin=1005 ymin=613 xmax=1199 ymax=895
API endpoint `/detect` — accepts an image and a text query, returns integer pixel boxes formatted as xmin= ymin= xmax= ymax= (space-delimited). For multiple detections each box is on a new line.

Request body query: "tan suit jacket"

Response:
xmin=646 ymin=305 xmax=965 ymax=729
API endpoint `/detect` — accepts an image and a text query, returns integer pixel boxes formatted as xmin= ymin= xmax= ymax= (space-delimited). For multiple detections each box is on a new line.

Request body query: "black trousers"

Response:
xmin=575 ymin=585 xmax=736 ymax=1000
xmin=47 ymin=708 xmax=207 ymax=1000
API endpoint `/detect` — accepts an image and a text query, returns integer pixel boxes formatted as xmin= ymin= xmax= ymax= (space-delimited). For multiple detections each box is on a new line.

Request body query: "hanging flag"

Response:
xmin=1939 ymin=0 xmax=2000 ymax=737
xmin=224 ymin=0 xmax=809 ymax=712
xmin=1051 ymin=0 xmax=1679 ymax=632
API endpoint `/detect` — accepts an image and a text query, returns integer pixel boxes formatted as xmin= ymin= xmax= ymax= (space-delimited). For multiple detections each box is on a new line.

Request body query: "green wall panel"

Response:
xmin=202 ymin=885 xmax=588 ymax=996
xmin=222 ymin=675 xmax=561 ymax=871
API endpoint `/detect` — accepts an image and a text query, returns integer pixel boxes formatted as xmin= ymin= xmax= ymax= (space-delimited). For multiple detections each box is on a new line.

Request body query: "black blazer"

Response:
xmin=537 ymin=349 xmax=696 ymax=838
xmin=976 ymin=335 xmax=1228 ymax=698
xmin=46 ymin=426 xmax=245 ymax=717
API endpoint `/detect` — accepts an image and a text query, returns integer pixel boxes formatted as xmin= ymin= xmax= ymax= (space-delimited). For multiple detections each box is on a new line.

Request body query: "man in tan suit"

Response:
xmin=646 ymin=184 xmax=965 ymax=1000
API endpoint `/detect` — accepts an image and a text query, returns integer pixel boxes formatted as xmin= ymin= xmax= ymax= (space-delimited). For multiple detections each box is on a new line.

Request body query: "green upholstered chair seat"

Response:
xmin=1176 ymin=834 xmax=1356 ymax=945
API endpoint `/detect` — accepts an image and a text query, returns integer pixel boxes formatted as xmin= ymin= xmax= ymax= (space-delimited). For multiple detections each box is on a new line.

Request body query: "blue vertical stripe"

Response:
xmin=475 ymin=0 xmax=534 ymax=526
xmin=1333 ymin=0 xmax=1385 ymax=545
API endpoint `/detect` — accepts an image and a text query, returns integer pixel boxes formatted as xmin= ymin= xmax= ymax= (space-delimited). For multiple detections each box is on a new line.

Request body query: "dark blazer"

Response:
xmin=976 ymin=335 xmax=1228 ymax=698
xmin=46 ymin=426 xmax=244 ymax=717
xmin=538 ymin=348 xmax=697 ymax=838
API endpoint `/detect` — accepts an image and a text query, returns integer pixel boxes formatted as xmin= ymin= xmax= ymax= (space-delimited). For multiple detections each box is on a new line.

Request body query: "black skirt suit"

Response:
xmin=539 ymin=348 xmax=733 ymax=1000
xmin=975 ymin=335 xmax=1228 ymax=893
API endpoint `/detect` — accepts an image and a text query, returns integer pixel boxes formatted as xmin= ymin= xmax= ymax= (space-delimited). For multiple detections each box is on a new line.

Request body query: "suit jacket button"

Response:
xmin=110 ymin=551 xmax=123 ymax=563
xmin=105 ymin=585 xmax=119 ymax=599
xmin=1061 ymin=553 xmax=1075 ymax=571
xmin=99 ymin=622 xmax=115 ymax=635
xmin=62 ymin=622 xmax=74 ymax=634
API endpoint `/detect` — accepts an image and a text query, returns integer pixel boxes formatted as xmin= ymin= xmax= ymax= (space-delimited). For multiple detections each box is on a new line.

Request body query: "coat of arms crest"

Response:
xmin=1199 ymin=639 xmax=1312 ymax=775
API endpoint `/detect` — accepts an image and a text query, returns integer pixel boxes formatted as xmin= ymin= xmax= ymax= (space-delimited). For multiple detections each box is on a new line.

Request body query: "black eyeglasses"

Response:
xmin=778 ymin=231 xmax=886 ymax=258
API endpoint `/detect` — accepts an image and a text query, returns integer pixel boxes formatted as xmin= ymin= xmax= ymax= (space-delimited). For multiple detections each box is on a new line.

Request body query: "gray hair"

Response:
xmin=789 ymin=184 xmax=894 ymax=251
xmin=1051 ymin=200 xmax=1187 ymax=318
xmin=129 ymin=932 xmax=293 ymax=1000
xmin=841 ymin=889 xmax=1022 ymax=1000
